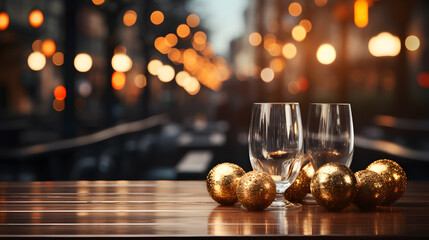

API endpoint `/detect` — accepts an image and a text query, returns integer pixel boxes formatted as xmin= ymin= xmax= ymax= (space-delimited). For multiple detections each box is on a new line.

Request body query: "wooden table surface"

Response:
xmin=0 ymin=181 xmax=428 ymax=239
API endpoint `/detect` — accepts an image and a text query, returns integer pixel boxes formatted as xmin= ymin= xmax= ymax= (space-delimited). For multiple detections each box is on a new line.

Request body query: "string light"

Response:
xmin=249 ymin=32 xmax=262 ymax=46
xmin=54 ymin=86 xmax=67 ymax=100
xmin=28 ymin=52 xmax=46 ymax=71
xmin=41 ymin=39 xmax=56 ymax=57
xmin=282 ymin=43 xmax=297 ymax=59
xmin=150 ymin=11 xmax=164 ymax=25
xmin=29 ymin=9 xmax=44 ymax=28
xmin=354 ymin=0 xmax=368 ymax=28
xmin=260 ymin=68 xmax=274 ymax=83
xmin=111 ymin=53 xmax=133 ymax=72
xmin=292 ymin=25 xmax=306 ymax=42
xmin=405 ymin=35 xmax=420 ymax=51
xmin=186 ymin=14 xmax=200 ymax=28
xmin=123 ymin=10 xmax=137 ymax=27
xmin=112 ymin=72 xmax=126 ymax=90
xmin=368 ymin=32 xmax=401 ymax=57
xmin=74 ymin=53 xmax=93 ymax=72
xmin=177 ymin=24 xmax=190 ymax=38
xmin=0 ymin=12 xmax=9 ymax=31
xmin=317 ymin=44 xmax=336 ymax=64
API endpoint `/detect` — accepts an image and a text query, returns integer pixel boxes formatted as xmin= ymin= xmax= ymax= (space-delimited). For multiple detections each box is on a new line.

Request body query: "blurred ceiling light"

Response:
xmin=54 ymin=85 xmax=67 ymax=100
xmin=112 ymin=72 xmax=126 ymax=90
xmin=157 ymin=65 xmax=175 ymax=82
xmin=111 ymin=53 xmax=132 ymax=72
xmin=147 ymin=59 xmax=163 ymax=75
xmin=288 ymin=81 xmax=300 ymax=94
xmin=186 ymin=14 xmax=200 ymax=28
xmin=150 ymin=10 xmax=164 ymax=25
xmin=32 ymin=39 xmax=42 ymax=52
xmin=317 ymin=44 xmax=336 ymax=64
xmin=52 ymin=52 xmax=64 ymax=66
xmin=314 ymin=0 xmax=328 ymax=7
xmin=165 ymin=33 xmax=178 ymax=47
xmin=288 ymin=2 xmax=302 ymax=17
xmin=123 ymin=10 xmax=137 ymax=27
xmin=292 ymin=25 xmax=306 ymax=42
xmin=418 ymin=72 xmax=429 ymax=88
xmin=260 ymin=68 xmax=274 ymax=83
xmin=270 ymin=58 xmax=285 ymax=73
xmin=92 ymin=0 xmax=105 ymax=5
xmin=248 ymin=32 xmax=262 ymax=46
xmin=28 ymin=52 xmax=46 ymax=71
xmin=29 ymin=9 xmax=44 ymax=28
xmin=74 ymin=53 xmax=93 ymax=72
xmin=354 ymin=0 xmax=368 ymax=28
xmin=41 ymin=39 xmax=56 ymax=57
xmin=368 ymin=32 xmax=401 ymax=57
xmin=0 ymin=12 xmax=9 ymax=31
xmin=134 ymin=74 xmax=147 ymax=88
xmin=53 ymin=99 xmax=65 ymax=111
xmin=405 ymin=35 xmax=420 ymax=51
xmin=175 ymin=71 xmax=190 ymax=86
xmin=299 ymin=19 xmax=312 ymax=32
xmin=193 ymin=31 xmax=207 ymax=45
xmin=282 ymin=43 xmax=297 ymax=59
xmin=177 ymin=24 xmax=190 ymax=38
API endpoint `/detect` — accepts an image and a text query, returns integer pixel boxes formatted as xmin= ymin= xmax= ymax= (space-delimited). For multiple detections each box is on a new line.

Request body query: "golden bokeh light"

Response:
xmin=300 ymin=19 xmax=312 ymax=32
xmin=249 ymin=32 xmax=262 ymax=46
xmin=314 ymin=0 xmax=328 ymax=7
xmin=0 ymin=12 xmax=9 ymax=31
xmin=354 ymin=0 xmax=368 ymax=28
xmin=147 ymin=59 xmax=163 ymax=75
xmin=263 ymin=34 xmax=276 ymax=50
xmin=92 ymin=0 xmax=105 ymax=5
xmin=292 ymin=25 xmax=306 ymax=42
xmin=154 ymin=37 xmax=170 ymax=54
xmin=111 ymin=53 xmax=133 ymax=72
xmin=260 ymin=68 xmax=274 ymax=83
xmin=157 ymin=65 xmax=175 ymax=82
xmin=150 ymin=10 xmax=164 ymax=25
xmin=317 ymin=44 xmax=336 ymax=65
xmin=168 ymin=48 xmax=181 ymax=63
xmin=123 ymin=10 xmax=137 ymax=27
xmin=288 ymin=81 xmax=300 ymax=94
xmin=29 ymin=9 xmax=44 ymax=28
xmin=28 ymin=52 xmax=46 ymax=71
xmin=177 ymin=24 xmax=190 ymax=38
xmin=193 ymin=31 xmax=207 ymax=45
xmin=54 ymin=85 xmax=67 ymax=100
xmin=405 ymin=35 xmax=420 ymax=51
xmin=268 ymin=43 xmax=282 ymax=56
xmin=183 ymin=76 xmax=200 ymax=95
xmin=282 ymin=43 xmax=297 ymax=59
xmin=52 ymin=52 xmax=64 ymax=66
xmin=270 ymin=58 xmax=285 ymax=73
xmin=175 ymin=71 xmax=190 ymax=86
xmin=368 ymin=32 xmax=401 ymax=57
xmin=112 ymin=72 xmax=126 ymax=90
xmin=186 ymin=14 xmax=200 ymax=28
xmin=41 ymin=39 xmax=56 ymax=57
xmin=32 ymin=40 xmax=42 ymax=52
xmin=114 ymin=45 xmax=127 ymax=54
xmin=74 ymin=53 xmax=93 ymax=72
xmin=53 ymin=99 xmax=65 ymax=112
xmin=134 ymin=74 xmax=146 ymax=88
xmin=289 ymin=2 xmax=302 ymax=17
xmin=165 ymin=33 xmax=178 ymax=47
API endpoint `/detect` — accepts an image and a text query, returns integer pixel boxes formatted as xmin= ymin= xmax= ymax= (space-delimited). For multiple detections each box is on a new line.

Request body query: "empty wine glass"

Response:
xmin=249 ymin=103 xmax=304 ymax=208
xmin=306 ymin=103 xmax=354 ymax=170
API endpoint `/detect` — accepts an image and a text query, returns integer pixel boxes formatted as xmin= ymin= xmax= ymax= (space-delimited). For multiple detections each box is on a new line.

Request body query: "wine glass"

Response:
xmin=306 ymin=103 xmax=354 ymax=171
xmin=249 ymin=103 xmax=304 ymax=208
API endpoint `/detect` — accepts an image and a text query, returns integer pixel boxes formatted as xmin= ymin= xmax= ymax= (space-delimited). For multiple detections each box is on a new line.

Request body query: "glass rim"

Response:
xmin=309 ymin=103 xmax=351 ymax=106
xmin=253 ymin=102 xmax=300 ymax=105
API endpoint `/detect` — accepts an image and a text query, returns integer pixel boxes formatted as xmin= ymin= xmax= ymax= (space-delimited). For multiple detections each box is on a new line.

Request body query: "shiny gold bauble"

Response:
xmin=310 ymin=162 xmax=357 ymax=211
xmin=284 ymin=162 xmax=314 ymax=203
xmin=354 ymin=170 xmax=387 ymax=210
xmin=206 ymin=163 xmax=246 ymax=205
xmin=236 ymin=171 xmax=276 ymax=211
xmin=367 ymin=159 xmax=407 ymax=205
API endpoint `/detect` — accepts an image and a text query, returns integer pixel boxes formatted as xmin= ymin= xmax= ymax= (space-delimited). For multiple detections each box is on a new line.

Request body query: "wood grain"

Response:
xmin=0 ymin=181 xmax=428 ymax=239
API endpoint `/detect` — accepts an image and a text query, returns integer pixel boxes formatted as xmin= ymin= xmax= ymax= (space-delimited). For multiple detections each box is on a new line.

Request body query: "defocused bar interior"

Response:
xmin=0 ymin=0 xmax=428 ymax=182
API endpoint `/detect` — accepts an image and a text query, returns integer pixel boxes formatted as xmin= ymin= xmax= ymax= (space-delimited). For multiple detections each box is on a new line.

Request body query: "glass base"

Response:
xmin=269 ymin=194 xmax=302 ymax=209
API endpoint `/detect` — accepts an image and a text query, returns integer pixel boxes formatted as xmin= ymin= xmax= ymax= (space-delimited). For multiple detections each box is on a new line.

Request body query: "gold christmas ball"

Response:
xmin=236 ymin=171 xmax=276 ymax=211
xmin=354 ymin=170 xmax=387 ymax=210
xmin=284 ymin=162 xmax=314 ymax=203
xmin=310 ymin=162 xmax=357 ymax=211
xmin=206 ymin=163 xmax=246 ymax=205
xmin=367 ymin=159 xmax=407 ymax=205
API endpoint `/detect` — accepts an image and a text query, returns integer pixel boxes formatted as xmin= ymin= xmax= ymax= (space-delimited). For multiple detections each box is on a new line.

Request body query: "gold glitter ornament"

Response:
xmin=310 ymin=162 xmax=357 ymax=211
xmin=284 ymin=162 xmax=314 ymax=203
xmin=366 ymin=159 xmax=407 ymax=205
xmin=236 ymin=171 xmax=276 ymax=211
xmin=354 ymin=170 xmax=387 ymax=210
xmin=206 ymin=163 xmax=246 ymax=205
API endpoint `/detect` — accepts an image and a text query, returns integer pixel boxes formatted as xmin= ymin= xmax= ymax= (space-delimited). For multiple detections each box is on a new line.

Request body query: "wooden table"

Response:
xmin=0 ymin=181 xmax=428 ymax=239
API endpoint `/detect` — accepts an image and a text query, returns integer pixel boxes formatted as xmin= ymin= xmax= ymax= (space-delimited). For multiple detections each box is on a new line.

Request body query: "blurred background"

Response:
xmin=0 ymin=0 xmax=428 ymax=181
